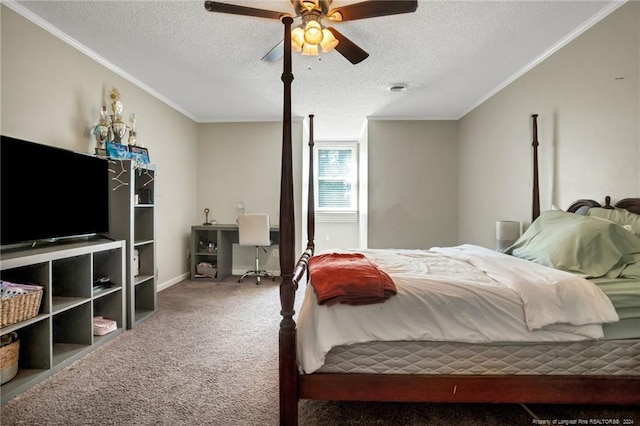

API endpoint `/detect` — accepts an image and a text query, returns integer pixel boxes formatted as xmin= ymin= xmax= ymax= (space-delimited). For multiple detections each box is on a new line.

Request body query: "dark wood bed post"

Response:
xmin=531 ymin=114 xmax=540 ymax=221
xmin=278 ymin=15 xmax=297 ymax=426
xmin=307 ymin=114 xmax=316 ymax=254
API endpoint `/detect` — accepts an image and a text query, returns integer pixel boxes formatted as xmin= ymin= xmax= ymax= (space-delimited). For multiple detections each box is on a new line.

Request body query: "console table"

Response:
xmin=190 ymin=224 xmax=279 ymax=281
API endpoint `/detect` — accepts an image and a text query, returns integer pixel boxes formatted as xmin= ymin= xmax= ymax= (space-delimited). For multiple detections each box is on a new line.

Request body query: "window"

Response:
xmin=315 ymin=143 xmax=358 ymax=222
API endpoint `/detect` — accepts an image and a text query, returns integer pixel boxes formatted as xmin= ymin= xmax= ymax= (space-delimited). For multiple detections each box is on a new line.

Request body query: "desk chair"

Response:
xmin=237 ymin=214 xmax=276 ymax=285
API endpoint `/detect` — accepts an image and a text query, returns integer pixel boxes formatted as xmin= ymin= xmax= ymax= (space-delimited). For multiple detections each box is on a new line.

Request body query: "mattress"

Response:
xmin=310 ymin=277 xmax=640 ymax=376
xmin=298 ymin=246 xmax=620 ymax=374
xmin=301 ymin=249 xmax=639 ymax=376
xmin=314 ymin=338 xmax=640 ymax=375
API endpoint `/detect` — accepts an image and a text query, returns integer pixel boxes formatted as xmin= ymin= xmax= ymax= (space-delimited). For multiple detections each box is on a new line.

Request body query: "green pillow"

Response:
xmin=587 ymin=207 xmax=640 ymax=236
xmin=504 ymin=210 xmax=640 ymax=278
xmin=620 ymin=254 xmax=640 ymax=278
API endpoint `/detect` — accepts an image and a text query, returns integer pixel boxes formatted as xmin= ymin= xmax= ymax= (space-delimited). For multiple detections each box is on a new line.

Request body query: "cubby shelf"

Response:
xmin=0 ymin=239 xmax=126 ymax=403
xmin=190 ymin=226 xmax=223 ymax=281
xmin=107 ymin=160 xmax=157 ymax=329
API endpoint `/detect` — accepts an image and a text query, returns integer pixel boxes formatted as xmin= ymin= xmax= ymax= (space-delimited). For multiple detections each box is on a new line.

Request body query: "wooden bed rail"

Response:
xmin=299 ymin=374 xmax=640 ymax=404
xmin=292 ymin=248 xmax=313 ymax=286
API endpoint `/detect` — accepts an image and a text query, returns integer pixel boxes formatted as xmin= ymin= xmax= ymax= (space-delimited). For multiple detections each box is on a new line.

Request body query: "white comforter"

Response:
xmin=296 ymin=245 xmax=619 ymax=374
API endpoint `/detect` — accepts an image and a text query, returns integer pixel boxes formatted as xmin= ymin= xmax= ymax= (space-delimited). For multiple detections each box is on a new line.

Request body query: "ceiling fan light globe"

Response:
xmin=320 ymin=29 xmax=338 ymax=52
xmin=291 ymin=27 xmax=305 ymax=51
xmin=302 ymin=43 xmax=319 ymax=56
xmin=303 ymin=20 xmax=323 ymax=45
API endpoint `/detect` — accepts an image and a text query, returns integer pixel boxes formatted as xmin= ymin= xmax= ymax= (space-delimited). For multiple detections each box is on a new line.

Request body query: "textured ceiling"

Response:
xmin=9 ymin=0 xmax=622 ymax=140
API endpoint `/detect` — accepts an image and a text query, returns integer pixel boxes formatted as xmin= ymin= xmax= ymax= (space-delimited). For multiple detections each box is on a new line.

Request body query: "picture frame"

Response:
xmin=106 ymin=141 xmax=131 ymax=160
xmin=128 ymin=145 xmax=150 ymax=164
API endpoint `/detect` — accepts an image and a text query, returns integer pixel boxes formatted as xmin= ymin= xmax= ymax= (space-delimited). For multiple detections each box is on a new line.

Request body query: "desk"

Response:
xmin=190 ymin=224 xmax=279 ymax=281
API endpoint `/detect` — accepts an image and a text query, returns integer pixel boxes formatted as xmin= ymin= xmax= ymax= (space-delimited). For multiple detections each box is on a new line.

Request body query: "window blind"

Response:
xmin=315 ymin=144 xmax=358 ymax=222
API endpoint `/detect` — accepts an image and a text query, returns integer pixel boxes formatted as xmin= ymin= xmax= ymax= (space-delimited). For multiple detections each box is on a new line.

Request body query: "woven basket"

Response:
xmin=0 ymin=289 xmax=43 ymax=328
xmin=197 ymin=262 xmax=217 ymax=278
xmin=0 ymin=334 xmax=19 ymax=385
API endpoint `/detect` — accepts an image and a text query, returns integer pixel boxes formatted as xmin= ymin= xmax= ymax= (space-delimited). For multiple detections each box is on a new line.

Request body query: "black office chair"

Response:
xmin=237 ymin=214 xmax=276 ymax=284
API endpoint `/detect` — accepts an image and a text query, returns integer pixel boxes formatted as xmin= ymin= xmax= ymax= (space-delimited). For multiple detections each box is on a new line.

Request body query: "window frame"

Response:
xmin=313 ymin=141 xmax=359 ymax=223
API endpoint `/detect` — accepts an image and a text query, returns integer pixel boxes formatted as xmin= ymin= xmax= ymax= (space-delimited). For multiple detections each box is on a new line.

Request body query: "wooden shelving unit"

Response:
xmin=0 ymin=239 xmax=125 ymax=403
xmin=107 ymin=160 xmax=157 ymax=328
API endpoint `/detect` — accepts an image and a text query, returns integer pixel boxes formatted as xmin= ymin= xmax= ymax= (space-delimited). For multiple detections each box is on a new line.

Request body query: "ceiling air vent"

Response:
xmin=387 ymin=84 xmax=408 ymax=93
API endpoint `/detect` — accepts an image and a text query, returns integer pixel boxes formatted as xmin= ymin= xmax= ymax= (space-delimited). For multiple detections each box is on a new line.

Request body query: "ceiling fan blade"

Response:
xmin=262 ymin=40 xmax=284 ymax=62
xmin=204 ymin=1 xmax=288 ymax=20
xmin=328 ymin=0 xmax=417 ymax=22
xmin=326 ymin=27 xmax=369 ymax=65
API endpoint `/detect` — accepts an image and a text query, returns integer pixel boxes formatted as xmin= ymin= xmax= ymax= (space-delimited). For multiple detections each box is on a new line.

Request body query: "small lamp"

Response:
xmin=236 ymin=202 xmax=245 ymax=223
xmin=496 ymin=220 xmax=521 ymax=251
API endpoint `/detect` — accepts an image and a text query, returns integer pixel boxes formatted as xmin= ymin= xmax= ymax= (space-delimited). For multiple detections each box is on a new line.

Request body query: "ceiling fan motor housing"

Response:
xmin=293 ymin=0 xmax=332 ymax=16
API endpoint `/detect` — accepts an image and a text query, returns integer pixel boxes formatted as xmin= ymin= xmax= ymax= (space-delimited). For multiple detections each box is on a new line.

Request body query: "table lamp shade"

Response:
xmin=496 ymin=220 xmax=521 ymax=251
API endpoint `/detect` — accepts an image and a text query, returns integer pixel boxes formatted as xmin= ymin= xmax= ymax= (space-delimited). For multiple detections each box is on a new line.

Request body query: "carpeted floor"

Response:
xmin=1 ymin=277 xmax=638 ymax=425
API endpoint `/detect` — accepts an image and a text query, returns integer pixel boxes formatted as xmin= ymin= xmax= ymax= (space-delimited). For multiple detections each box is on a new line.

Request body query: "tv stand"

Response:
xmin=0 ymin=238 xmax=126 ymax=403
xmin=1 ymin=235 xmax=114 ymax=254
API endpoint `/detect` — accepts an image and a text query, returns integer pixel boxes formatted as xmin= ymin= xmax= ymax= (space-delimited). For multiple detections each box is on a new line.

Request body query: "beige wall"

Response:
xmin=197 ymin=121 xmax=303 ymax=273
xmin=458 ymin=1 xmax=640 ymax=248
xmin=367 ymin=120 xmax=459 ymax=249
xmin=1 ymin=6 xmax=199 ymax=288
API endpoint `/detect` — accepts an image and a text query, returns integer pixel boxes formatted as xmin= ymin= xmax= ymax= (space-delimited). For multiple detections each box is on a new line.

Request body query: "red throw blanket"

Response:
xmin=309 ymin=253 xmax=397 ymax=306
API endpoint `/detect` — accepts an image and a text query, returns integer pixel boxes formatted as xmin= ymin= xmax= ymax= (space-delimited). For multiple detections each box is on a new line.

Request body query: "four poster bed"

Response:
xmin=275 ymin=17 xmax=640 ymax=426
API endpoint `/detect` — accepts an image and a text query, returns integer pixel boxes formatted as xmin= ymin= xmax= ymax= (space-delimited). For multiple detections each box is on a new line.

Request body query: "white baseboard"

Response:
xmin=157 ymin=272 xmax=189 ymax=292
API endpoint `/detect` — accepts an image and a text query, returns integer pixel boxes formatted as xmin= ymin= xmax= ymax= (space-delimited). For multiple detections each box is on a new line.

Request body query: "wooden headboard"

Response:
xmin=567 ymin=196 xmax=640 ymax=215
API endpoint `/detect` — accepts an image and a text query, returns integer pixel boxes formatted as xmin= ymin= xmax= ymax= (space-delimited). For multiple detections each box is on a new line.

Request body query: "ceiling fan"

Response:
xmin=204 ymin=0 xmax=418 ymax=64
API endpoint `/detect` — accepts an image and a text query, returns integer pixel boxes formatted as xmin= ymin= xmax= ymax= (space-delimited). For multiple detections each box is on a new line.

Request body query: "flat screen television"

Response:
xmin=1 ymin=135 xmax=110 ymax=248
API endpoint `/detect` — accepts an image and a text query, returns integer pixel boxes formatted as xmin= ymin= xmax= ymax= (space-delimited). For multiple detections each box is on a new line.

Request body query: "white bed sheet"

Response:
xmin=297 ymin=245 xmax=619 ymax=374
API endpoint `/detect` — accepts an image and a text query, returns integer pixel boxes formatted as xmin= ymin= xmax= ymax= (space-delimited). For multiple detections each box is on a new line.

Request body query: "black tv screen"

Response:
xmin=1 ymin=135 xmax=109 ymax=247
